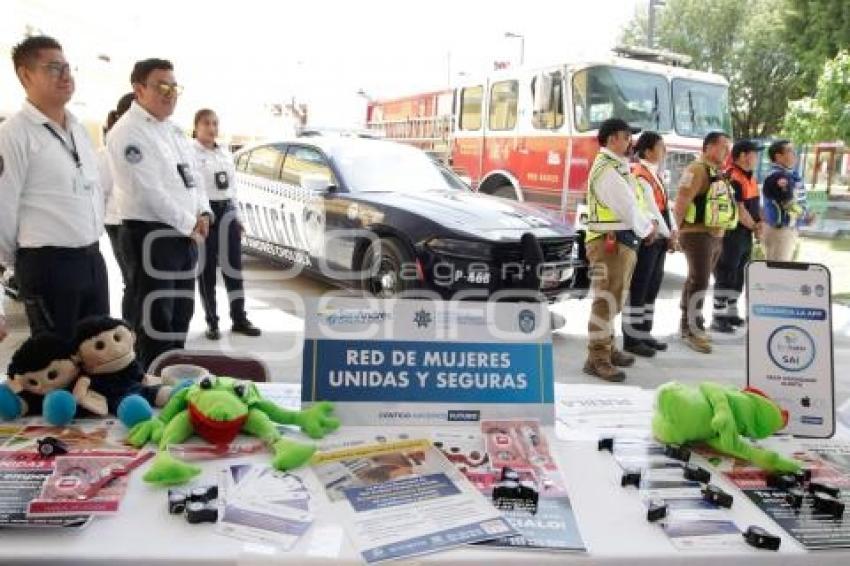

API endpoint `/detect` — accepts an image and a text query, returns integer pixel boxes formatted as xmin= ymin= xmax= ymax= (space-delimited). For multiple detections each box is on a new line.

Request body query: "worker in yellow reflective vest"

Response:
xmin=584 ymin=118 xmax=657 ymax=382
xmin=673 ymin=131 xmax=735 ymax=354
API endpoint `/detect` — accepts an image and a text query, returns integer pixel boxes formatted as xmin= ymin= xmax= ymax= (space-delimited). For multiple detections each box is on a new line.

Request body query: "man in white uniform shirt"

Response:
xmin=583 ymin=118 xmax=657 ymax=382
xmin=107 ymin=58 xmax=211 ymax=369
xmin=0 ymin=36 xmax=108 ymax=340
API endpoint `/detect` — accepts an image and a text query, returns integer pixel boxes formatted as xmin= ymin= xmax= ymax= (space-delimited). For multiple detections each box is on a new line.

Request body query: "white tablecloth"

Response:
xmin=1 ymin=384 xmax=849 ymax=565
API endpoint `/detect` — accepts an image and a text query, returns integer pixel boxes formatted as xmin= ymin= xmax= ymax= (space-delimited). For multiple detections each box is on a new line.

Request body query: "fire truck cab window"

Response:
xmin=459 ymin=86 xmax=483 ymax=131
xmin=672 ymin=79 xmax=732 ymax=138
xmin=246 ymin=145 xmax=284 ymax=180
xmin=488 ymin=80 xmax=518 ymax=131
xmin=572 ymin=66 xmax=671 ymax=133
xmin=531 ymin=72 xmax=565 ymax=130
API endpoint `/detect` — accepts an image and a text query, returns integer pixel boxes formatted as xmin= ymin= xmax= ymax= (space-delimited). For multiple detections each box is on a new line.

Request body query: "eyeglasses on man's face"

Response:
xmin=147 ymin=81 xmax=184 ymax=98
xmin=40 ymin=61 xmax=72 ymax=78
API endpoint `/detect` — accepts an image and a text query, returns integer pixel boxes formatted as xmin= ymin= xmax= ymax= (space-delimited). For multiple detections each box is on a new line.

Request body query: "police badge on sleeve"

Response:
xmin=124 ymin=144 xmax=143 ymax=164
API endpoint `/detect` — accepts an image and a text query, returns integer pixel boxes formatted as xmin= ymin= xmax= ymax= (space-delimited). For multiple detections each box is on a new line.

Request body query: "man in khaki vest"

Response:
xmin=673 ymin=131 xmax=731 ymax=354
xmin=584 ymin=118 xmax=657 ymax=382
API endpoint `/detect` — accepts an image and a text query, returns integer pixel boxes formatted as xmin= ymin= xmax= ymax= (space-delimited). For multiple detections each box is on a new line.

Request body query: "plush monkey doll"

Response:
xmin=72 ymin=316 xmax=176 ymax=430
xmin=0 ymin=333 xmax=84 ymax=426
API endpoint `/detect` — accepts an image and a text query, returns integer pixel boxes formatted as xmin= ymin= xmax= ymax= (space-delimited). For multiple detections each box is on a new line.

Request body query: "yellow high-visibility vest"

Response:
xmin=586 ymin=151 xmax=648 ymax=242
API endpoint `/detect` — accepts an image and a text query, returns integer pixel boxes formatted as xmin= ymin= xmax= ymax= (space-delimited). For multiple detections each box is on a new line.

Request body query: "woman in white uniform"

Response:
xmin=192 ymin=109 xmax=260 ymax=340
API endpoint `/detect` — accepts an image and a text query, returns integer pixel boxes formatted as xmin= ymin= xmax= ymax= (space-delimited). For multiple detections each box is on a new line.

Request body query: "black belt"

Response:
xmin=209 ymin=199 xmax=233 ymax=211
xmin=17 ymin=242 xmax=99 ymax=258
xmin=122 ymin=220 xmax=174 ymax=231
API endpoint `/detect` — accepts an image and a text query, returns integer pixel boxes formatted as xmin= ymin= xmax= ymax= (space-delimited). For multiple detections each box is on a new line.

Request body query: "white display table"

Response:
xmin=1 ymin=384 xmax=848 ymax=565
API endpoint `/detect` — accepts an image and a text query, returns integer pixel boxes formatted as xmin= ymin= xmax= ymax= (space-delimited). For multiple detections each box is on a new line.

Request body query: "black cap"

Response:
xmin=8 ymin=333 xmax=74 ymax=376
xmin=597 ymin=118 xmax=641 ymax=146
xmin=731 ymin=139 xmax=763 ymax=160
xmin=73 ymin=316 xmax=130 ymax=350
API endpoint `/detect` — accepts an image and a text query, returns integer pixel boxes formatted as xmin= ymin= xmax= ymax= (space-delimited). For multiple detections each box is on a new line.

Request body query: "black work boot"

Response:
xmin=232 ymin=318 xmax=262 ymax=337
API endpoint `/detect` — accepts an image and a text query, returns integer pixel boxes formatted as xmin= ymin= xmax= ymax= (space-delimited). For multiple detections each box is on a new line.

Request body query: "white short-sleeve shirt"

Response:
xmin=106 ymin=102 xmax=211 ymax=236
xmin=0 ymin=100 xmax=104 ymax=266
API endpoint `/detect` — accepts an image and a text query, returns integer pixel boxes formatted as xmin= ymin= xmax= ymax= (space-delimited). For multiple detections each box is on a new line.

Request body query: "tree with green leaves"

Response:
xmin=783 ymin=0 xmax=850 ymax=93
xmin=620 ymin=0 xmax=801 ymax=138
xmin=783 ymin=51 xmax=850 ymax=145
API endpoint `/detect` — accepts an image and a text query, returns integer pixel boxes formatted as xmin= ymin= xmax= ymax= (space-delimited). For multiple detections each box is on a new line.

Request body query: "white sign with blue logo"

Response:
xmin=746 ymin=261 xmax=834 ymax=438
xmin=302 ymin=298 xmax=554 ymax=426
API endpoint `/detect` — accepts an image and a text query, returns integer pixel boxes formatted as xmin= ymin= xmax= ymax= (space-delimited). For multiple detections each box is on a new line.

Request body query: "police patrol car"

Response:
xmin=233 ymin=136 xmax=585 ymax=300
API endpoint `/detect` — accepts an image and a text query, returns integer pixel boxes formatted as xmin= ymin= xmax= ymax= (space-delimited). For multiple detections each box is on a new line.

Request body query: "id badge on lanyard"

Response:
xmin=72 ymin=170 xmax=94 ymax=194
xmin=43 ymin=124 xmax=91 ymax=194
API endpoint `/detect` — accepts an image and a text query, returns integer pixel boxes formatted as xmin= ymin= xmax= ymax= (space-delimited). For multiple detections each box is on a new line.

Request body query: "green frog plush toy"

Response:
xmin=653 ymin=381 xmax=801 ymax=473
xmin=127 ymin=375 xmax=340 ymax=485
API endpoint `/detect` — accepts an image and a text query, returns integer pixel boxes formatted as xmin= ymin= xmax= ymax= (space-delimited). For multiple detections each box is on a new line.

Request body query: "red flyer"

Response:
xmin=27 ymin=455 xmax=134 ymax=516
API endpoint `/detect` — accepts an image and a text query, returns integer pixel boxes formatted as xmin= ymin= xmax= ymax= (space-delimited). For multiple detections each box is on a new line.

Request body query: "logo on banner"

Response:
xmin=518 ymin=309 xmax=536 ymax=334
xmin=768 ymin=325 xmax=815 ymax=372
xmin=319 ymin=308 xmax=392 ymax=326
xmin=413 ymin=309 xmax=433 ymax=329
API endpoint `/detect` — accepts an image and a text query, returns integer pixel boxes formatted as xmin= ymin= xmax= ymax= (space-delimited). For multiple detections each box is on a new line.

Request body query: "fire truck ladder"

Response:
xmin=366 ymin=115 xmax=453 ymax=163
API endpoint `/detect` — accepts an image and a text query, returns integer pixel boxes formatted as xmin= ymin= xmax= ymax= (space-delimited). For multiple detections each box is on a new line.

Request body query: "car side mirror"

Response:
xmin=301 ymin=175 xmax=334 ymax=193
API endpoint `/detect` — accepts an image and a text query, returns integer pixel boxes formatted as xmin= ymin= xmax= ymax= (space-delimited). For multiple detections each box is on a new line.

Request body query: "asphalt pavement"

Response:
xmin=1 ymin=237 xmax=848 ymax=410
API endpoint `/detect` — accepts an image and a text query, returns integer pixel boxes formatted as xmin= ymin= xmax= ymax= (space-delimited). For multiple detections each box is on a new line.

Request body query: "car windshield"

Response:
xmin=672 ymin=79 xmax=732 ymax=138
xmin=333 ymin=143 xmax=459 ymax=193
xmin=572 ymin=66 xmax=671 ymax=132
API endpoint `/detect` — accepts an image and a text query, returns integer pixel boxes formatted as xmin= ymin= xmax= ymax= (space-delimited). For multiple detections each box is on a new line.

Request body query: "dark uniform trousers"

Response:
xmin=15 ymin=244 xmax=109 ymax=340
xmin=105 ymin=223 xmax=132 ymax=323
xmin=198 ymin=200 xmax=247 ymax=328
xmin=120 ymin=220 xmax=197 ymax=370
xmin=623 ymin=237 xmax=668 ymax=347
xmin=679 ymin=232 xmax=722 ymax=331
xmin=713 ymin=225 xmax=753 ymax=318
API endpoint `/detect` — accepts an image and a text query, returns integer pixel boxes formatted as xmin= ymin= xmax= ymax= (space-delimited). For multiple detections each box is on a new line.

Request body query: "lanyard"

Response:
xmin=43 ymin=123 xmax=81 ymax=169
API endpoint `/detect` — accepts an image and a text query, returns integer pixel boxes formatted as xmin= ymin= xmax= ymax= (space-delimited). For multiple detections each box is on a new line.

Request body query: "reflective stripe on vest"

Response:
xmin=632 ymin=162 xmax=668 ymax=212
xmin=586 ymin=151 xmax=647 ymax=237
xmin=728 ymin=165 xmax=758 ymax=200
xmin=684 ymin=160 xmax=738 ymax=229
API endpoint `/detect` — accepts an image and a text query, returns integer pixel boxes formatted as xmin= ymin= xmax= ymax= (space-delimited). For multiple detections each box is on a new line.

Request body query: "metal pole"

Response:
xmin=520 ymin=36 xmax=525 ymax=66
xmin=648 ymin=0 xmax=656 ymax=48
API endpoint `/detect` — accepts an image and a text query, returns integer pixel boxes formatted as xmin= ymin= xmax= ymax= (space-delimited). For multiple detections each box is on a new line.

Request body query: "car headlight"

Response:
xmin=426 ymin=238 xmax=493 ymax=260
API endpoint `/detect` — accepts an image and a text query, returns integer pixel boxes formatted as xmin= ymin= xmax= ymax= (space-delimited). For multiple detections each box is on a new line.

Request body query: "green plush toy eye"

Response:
xmin=199 ymin=376 xmax=213 ymax=390
xmin=233 ymin=382 xmax=247 ymax=398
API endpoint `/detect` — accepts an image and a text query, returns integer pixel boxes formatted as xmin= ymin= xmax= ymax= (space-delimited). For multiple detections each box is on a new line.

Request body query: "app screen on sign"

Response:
xmin=746 ymin=261 xmax=833 ymax=438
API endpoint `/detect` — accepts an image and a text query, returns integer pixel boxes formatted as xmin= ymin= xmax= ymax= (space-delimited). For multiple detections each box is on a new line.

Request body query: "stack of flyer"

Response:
xmin=0 ymin=420 xmax=137 ymax=528
xmin=435 ymin=419 xmax=586 ymax=552
xmin=217 ymin=463 xmax=315 ymax=550
xmin=312 ymin=438 xmax=516 ymax=563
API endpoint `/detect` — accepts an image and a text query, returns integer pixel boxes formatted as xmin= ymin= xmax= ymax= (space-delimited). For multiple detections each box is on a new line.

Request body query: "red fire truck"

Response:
xmin=366 ymin=47 xmax=732 ymax=224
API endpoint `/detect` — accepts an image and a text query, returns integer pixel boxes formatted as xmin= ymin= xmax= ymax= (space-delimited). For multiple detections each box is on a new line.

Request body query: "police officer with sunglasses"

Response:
xmin=0 ymin=36 xmax=109 ymax=340
xmin=107 ymin=58 xmax=211 ymax=370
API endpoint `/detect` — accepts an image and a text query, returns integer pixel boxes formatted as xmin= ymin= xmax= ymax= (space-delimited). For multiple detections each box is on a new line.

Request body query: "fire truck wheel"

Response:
xmin=361 ymin=237 xmax=419 ymax=299
xmin=491 ymin=185 xmax=518 ymax=200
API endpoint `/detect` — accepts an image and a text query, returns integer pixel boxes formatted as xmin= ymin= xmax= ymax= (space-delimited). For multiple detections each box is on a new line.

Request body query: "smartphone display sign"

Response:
xmin=746 ymin=261 xmax=834 ymax=438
